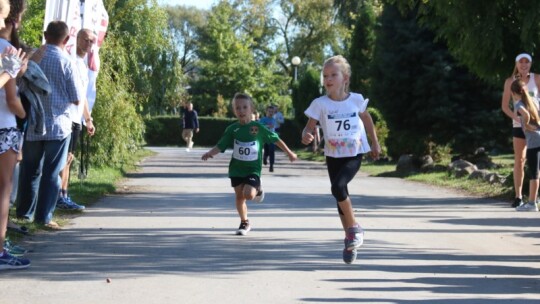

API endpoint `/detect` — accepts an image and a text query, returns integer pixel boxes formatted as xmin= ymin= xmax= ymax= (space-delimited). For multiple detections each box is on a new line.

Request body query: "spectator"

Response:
xmin=56 ymin=29 xmax=96 ymax=211
xmin=0 ymin=0 xmax=30 ymax=270
xmin=16 ymin=21 xmax=84 ymax=229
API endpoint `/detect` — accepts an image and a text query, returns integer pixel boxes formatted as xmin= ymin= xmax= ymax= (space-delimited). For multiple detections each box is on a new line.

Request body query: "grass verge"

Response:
xmin=7 ymin=148 xmax=154 ymax=241
xmin=295 ymin=148 xmax=515 ymax=201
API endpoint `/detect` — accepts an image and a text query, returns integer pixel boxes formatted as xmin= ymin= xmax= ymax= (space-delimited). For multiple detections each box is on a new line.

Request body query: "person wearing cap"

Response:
xmin=501 ymin=53 xmax=540 ymax=208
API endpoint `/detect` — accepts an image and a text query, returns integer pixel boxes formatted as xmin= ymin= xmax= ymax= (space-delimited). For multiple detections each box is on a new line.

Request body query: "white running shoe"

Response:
xmin=516 ymin=202 xmax=539 ymax=212
xmin=253 ymin=189 xmax=265 ymax=203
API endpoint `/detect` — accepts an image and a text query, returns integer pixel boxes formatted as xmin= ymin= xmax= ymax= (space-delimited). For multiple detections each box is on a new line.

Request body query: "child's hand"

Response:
xmin=288 ymin=152 xmax=297 ymax=162
xmin=301 ymin=132 xmax=314 ymax=145
xmin=370 ymin=142 xmax=381 ymax=160
xmin=201 ymin=153 xmax=213 ymax=161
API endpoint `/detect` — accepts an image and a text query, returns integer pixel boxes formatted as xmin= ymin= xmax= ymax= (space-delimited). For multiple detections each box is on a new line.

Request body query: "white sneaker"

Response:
xmin=185 ymin=148 xmax=190 ymax=152
xmin=253 ymin=189 xmax=265 ymax=203
xmin=516 ymin=202 xmax=539 ymax=212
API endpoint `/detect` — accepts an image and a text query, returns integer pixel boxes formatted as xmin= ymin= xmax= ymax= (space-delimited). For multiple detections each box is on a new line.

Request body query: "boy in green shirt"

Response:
xmin=202 ymin=93 xmax=297 ymax=235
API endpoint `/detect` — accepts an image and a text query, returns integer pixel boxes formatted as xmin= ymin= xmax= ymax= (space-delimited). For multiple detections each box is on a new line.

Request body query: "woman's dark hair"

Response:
xmin=6 ymin=0 xmax=26 ymax=49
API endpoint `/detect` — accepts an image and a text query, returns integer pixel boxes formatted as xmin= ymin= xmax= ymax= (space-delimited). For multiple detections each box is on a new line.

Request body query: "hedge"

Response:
xmin=144 ymin=116 xmax=304 ymax=148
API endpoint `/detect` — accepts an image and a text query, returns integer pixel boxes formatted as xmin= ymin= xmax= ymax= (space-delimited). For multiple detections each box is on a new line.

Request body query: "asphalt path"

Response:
xmin=1 ymin=146 xmax=539 ymax=303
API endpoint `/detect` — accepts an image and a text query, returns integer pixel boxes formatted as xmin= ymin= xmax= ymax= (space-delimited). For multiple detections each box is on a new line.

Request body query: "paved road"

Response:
xmin=1 ymin=147 xmax=539 ymax=303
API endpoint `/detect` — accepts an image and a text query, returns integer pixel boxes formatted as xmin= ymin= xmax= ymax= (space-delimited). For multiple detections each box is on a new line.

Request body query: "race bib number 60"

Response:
xmin=233 ymin=139 xmax=259 ymax=161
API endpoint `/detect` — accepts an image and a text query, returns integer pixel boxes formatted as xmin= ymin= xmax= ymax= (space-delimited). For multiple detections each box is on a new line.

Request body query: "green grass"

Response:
xmin=7 ymin=148 xmax=154 ymax=240
xmin=295 ymin=149 xmax=515 ymax=201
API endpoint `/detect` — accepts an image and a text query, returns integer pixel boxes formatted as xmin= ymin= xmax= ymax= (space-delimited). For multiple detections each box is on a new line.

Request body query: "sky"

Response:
xmin=157 ymin=0 xmax=216 ymax=10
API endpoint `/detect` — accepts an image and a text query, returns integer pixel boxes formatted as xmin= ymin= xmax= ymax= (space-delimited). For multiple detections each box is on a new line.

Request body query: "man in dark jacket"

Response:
xmin=182 ymin=102 xmax=199 ymax=151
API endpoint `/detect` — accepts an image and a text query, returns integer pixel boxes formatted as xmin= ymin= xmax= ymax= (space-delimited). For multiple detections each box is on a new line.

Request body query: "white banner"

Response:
xmin=44 ymin=0 xmax=81 ymax=58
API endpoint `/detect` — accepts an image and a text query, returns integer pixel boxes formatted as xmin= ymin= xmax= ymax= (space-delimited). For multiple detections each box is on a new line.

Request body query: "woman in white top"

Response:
xmin=301 ymin=55 xmax=381 ymax=264
xmin=0 ymin=0 xmax=28 ymax=270
xmin=501 ymin=53 xmax=540 ymax=207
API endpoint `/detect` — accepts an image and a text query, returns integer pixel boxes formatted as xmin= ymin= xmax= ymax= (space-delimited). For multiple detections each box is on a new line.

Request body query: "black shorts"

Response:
xmin=230 ymin=174 xmax=261 ymax=188
xmin=513 ymin=127 xmax=526 ymax=139
xmin=69 ymin=122 xmax=82 ymax=153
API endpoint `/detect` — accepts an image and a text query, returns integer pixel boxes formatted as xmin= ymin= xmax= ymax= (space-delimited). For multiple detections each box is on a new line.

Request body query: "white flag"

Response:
xmin=44 ymin=0 xmax=81 ymax=58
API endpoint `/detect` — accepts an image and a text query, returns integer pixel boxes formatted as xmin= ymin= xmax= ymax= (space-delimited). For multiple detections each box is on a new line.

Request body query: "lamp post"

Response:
xmin=291 ymin=56 xmax=301 ymax=81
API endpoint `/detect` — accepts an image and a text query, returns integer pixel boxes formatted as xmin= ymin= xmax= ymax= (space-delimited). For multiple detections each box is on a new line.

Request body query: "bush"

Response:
xmin=144 ymin=116 xmax=304 ymax=148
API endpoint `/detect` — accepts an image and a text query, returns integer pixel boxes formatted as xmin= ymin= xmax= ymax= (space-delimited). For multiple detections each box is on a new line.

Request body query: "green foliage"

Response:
xmin=348 ymin=1 xmax=377 ymax=93
xmin=370 ymin=3 xmax=505 ymax=159
xmin=367 ymin=107 xmax=388 ymax=156
xmin=394 ymin=0 xmax=540 ymax=85
xmin=106 ymin=0 xmax=185 ymax=115
xmin=90 ymin=62 xmax=145 ymax=167
xmin=19 ymin=0 xmax=44 ymax=48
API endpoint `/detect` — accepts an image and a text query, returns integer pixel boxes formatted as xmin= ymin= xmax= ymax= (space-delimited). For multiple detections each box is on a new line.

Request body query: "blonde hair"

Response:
xmin=511 ymin=79 xmax=540 ymax=125
xmin=232 ymin=92 xmax=254 ymax=108
xmin=323 ymin=55 xmax=352 ymax=93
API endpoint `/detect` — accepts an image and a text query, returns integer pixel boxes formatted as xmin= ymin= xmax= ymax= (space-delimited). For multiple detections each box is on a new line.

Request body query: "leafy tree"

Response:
xmin=393 ymin=0 xmax=540 ymax=85
xmin=19 ymin=0 xmax=44 ymax=47
xmin=346 ymin=0 xmax=378 ymax=94
xmin=164 ymin=5 xmax=207 ymax=76
xmin=370 ymin=3 xmax=505 ymax=158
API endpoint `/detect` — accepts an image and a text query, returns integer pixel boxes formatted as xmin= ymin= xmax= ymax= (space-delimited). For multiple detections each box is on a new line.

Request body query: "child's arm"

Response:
xmin=274 ymin=139 xmax=297 ymax=162
xmin=202 ymin=146 xmax=221 ymax=161
xmin=360 ymin=111 xmax=381 ymax=160
xmin=517 ymin=107 xmax=537 ymax=131
xmin=5 ymin=79 xmax=25 ymax=119
xmin=301 ymin=118 xmax=319 ymax=145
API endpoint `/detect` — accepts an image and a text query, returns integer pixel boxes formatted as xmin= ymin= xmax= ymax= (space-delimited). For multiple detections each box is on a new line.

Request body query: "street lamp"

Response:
xmin=291 ymin=56 xmax=301 ymax=81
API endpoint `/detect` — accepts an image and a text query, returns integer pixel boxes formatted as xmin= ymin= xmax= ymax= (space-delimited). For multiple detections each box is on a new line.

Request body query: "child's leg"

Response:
xmin=269 ymin=143 xmax=275 ymax=166
xmin=234 ymin=185 xmax=248 ymax=221
xmin=326 ymin=155 xmax=362 ymax=230
xmin=529 ymin=179 xmax=539 ymax=203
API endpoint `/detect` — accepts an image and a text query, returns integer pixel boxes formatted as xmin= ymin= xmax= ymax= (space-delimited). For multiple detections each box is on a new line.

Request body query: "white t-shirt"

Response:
xmin=304 ymin=93 xmax=371 ymax=158
xmin=0 ymin=38 xmax=16 ymax=129
xmin=69 ymin=55 xmax=89 ymax=124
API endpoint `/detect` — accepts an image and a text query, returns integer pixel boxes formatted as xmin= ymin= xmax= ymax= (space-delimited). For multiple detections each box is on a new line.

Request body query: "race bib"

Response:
xmin=325 ymin=112 xmax=360 ymax=139
xmin=233 ymin=139 xmax=259 ymax=161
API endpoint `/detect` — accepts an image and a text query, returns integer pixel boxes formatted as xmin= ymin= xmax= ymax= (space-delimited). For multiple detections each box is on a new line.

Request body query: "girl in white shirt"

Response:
xmin=0 ymin=0 xmax=28 ymax=270
xmin=301 ymin=55 xmax=381 ymax=264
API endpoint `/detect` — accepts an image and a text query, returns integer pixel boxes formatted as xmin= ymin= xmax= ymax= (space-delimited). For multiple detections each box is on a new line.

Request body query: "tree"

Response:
xmin=394 ymin=0 xmax=540 ymax=85
xmin=370 ymin=3 xmax=505 ymax=158
xmin=164 ymin=5 xmax=207 ymax=76
xmin=346 ymin=0 xmax=378 ymax=94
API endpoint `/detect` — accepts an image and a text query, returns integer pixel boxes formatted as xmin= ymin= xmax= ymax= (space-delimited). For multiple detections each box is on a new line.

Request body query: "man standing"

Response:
xmin=182 ymin=102 xmax=199 ymax=152
xmin=56 ymin=29 xmax=96 ymax=211
xmin=16 ymin=21 xmax=84 ymax=228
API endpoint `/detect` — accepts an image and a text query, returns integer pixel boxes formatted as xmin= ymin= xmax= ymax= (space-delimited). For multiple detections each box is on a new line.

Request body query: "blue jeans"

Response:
xmin=16 ymin=136 xmax=70 ymax=224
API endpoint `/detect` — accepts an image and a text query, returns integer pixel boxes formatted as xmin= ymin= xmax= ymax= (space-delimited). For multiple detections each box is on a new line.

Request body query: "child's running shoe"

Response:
xmin=253 ymin=188 xmax=265 ymax=203
xmin=516 ymin=202 xmax=539 ymax=212
xmin=236 ymin=220 xmax=251 ymax=236
xmin=0 ymin=250 xmax=30 ymax=270
xmin=345 ymin=225 xmax=364 ymax=250
xmin=343 ymin=247 xmax=358 ymax=264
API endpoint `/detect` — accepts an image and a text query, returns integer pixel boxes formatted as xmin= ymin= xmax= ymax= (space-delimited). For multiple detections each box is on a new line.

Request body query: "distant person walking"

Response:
xmin=512 ymin=79 xmax=540 ymax=212
xmin=301 ymin=55 xmax=380 ymax=264
xmin=259 ymin=105 xmax=277 ymax=172
xmin=202 ymin=93 xmax=297 ymax=236
xmin=501 ymin=53 xmax=540 ymax=207
xmin=182 ymin=102 xmax=198 ymax=152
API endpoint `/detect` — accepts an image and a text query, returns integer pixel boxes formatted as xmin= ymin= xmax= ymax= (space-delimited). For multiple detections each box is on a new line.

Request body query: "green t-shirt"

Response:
xmin=217 ymin=121 xmax=280 ymax=177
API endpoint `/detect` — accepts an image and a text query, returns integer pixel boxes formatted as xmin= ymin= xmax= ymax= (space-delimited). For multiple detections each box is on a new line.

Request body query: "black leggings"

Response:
xmin=326 ymin=154 xmax=363 ymax=214
xmin=526 ymin=147 xmax=540 ymax=179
